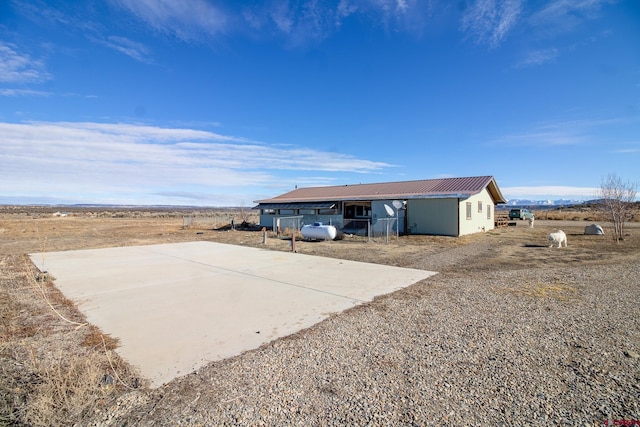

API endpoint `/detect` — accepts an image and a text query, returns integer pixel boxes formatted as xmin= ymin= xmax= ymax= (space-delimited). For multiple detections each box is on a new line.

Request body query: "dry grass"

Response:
xmin=82 ymin=325 xmax=120 ymax=351
xmin=519 ymin=202 xmax=639 ymax=222
xmin=0 ymin=255 xmax=142 ymax=426
xmin=0 ymin=206 xmax=639 ymax=425
xmin=498 ymin=278 xmax=579 ymax=301
xmin=23 ymin=352 xmax=113 ymax=427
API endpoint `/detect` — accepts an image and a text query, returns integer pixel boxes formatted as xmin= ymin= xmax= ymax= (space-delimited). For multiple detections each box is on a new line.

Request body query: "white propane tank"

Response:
xmin=301 ymin=222 xmax=337 ymax=240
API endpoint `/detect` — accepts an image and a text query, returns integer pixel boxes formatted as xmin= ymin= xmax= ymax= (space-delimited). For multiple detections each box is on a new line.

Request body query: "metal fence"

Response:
xmin=341 ymin=218 xmax=399 ymax=242
xmin=273 ymin=215 xmax=304 ymax=235
xmin=183 ymin=215 xmax=230 ymax=229
xmin=370 ymin=218 xmax=399 ymax=243
xmin=341 ymin=218 xmax=369 ymax=236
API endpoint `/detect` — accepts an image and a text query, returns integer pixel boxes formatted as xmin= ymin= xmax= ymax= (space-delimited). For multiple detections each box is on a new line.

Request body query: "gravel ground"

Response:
xmin=2 ymin=213 xmax=638 ymax=426
xmin=92 ymin=232 xmax=640 ymax=427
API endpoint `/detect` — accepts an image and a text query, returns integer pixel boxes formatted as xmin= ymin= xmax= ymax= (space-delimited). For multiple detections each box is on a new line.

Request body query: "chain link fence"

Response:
xmin=273 ymin=216 xmax=304 ymax=235
xmin=183 ymin=215 xmax=233 ymax=230
xmin=370 ymin=218 xmax=399 ymax=243
xmin=340 ymin=218 xmax=399 ymax=242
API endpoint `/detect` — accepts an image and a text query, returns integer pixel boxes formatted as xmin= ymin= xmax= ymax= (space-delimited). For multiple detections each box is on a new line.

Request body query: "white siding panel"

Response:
xmin=407 ymin=198 xmax=458 ymax=236
xmin=372 ymin=200 xmax=405 ymax=234
xmin=458 ymin=189 xmax=495 ymax=236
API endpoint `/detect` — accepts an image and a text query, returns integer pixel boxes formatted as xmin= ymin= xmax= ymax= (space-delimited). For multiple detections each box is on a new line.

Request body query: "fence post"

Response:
xmin=386 ymin=219 xmax=389 ymax=244
xmin=291 ymin=234 xmax=296 ymax=252
xmin=262 ymin=227 xmax=267 ymax=244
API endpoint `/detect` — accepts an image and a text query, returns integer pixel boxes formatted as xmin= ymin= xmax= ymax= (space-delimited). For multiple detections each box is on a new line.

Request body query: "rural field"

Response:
xmin=1 ymin=206 xmax=639 ymax=426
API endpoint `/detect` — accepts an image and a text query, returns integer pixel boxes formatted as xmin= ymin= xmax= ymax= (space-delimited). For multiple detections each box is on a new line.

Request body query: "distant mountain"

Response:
xmin=504 ymin=199 xmax=585 ymax=207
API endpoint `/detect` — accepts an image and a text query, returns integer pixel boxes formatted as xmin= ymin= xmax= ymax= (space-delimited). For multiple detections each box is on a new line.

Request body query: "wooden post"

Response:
xmin=262 ymin=227 xmax=267 ymax=244
xmin=291 ymin=234 xmax=296 ymax=252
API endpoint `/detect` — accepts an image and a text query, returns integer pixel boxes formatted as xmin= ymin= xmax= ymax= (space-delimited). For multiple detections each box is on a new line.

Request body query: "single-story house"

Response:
xmin=254 ymin=175 xmax=506 ymax=237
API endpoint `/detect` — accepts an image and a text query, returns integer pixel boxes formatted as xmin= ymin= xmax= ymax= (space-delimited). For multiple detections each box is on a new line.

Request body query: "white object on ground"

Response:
xmin=548 ymin=230 xmax=567 ymax=248
xmin=584 ymin=224 xmax=604 ymax=235
xmin=301 ymin=222 xmax=337 ymax=240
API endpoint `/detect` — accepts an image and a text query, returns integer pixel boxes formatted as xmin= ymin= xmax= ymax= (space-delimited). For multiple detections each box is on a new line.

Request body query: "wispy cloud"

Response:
xmin=492 ymin=129 xmax=586 ymax=146
xmin=109 ymin=0 xmax=228 ymax=42
xmin=0 ymin=88 xmax=53 ymax=97
xmin=514 ymin=47 xmax=559 ymax=68
xmin=502 ymin=185 xmax=599 ymax=199
xmin=241 ymin=1 xmax=339 ymax=47
xmin=97 ymin=36 xmax=153 ymax=63
xmin=511 ymin=1 xmax=616 ymax=67
xmin=611 ymin=141 xmax=640 ymax=154
xmin=0 ymin=42 xmax=51 ymax=83
xmin=8 ymin=0 xmax=72 ymax=27
xmin=529 ymin=0 xmax=615 ymax=34
xmin=492 ymin=116 xmax=629 ymax=147
xmin=460 ymin=0 xmax=523 ymax=47
xmin=0 ymin=121 xmax=391 ymax=204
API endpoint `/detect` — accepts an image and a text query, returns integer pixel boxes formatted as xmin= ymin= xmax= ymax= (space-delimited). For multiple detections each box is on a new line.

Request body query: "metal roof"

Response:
xmin=252 ymin=202 xmax=336 ymax=210
xmin=255 ymin=176 xmax=507 ymax=205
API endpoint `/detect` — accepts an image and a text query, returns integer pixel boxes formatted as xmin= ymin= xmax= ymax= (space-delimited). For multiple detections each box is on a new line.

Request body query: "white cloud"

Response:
xmin=0 ymin=88 xmax=53 ymax=97
xmin=502 ymin=185 xmax=599 ymax=199
xmin=529 ymin=0 xmax=614 ymax=33
xmin=492 ymin=116 xmax=629 ymax=147
xmin=493 ymin=130 xmax=586 ymax=146
xmin=336 ymin=0 xmax=359 ymax=22
xmin=0 ymin=121 xmax=391 ymax=205
xmin=269 ymin=1 xmax=295 ymax=34
xmin=460 ymin=0 xmax=523 ymax=47
xmin=0 ymin=42 xmax=51 ymax=83
xmin=110 ymin=0 xmax=228 ymax=41
xmin=8 ymin=0 xmax=71 ymax=27
xmin=108 ymin=0 xmax=429 ymax=46
xmin=396 ymin=0 xmax=409 ymax=14
xmin=240 ymin=0 xmax=434 ymax=46
xmin=514 ymin=48 xmax=559 ymax=68
xmin=99 ymin=36 xmax=153 ymax=63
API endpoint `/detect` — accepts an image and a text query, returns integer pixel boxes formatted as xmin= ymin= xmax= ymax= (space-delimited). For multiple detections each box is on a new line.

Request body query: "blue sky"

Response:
xmin=1 ymin=0 xmax=638 ymax=206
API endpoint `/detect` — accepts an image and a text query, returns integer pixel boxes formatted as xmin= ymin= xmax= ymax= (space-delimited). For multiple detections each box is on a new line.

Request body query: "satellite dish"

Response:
xmin=384 ymin=204 xmax=394 ymax=216
xmin=392 ymin=200 xmax=403 ymax=210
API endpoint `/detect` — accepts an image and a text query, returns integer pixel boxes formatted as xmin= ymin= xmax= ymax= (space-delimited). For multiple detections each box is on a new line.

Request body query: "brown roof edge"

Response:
xmin=255 ymin=175 xmax=507 ymax=204
xmin=486 ymin=176 xmax=507 ymax=204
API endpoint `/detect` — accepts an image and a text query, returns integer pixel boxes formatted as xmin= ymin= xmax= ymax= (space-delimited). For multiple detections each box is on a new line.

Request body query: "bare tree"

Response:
xmin=598 ymin=173 xmax=637 ymax=243
xmin=237 ymin=202 xmax=252 ymax=225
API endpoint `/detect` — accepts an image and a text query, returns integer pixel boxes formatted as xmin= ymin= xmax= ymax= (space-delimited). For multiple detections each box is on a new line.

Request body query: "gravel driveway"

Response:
xmin=93 ymin=222 xmax=640 ymax=426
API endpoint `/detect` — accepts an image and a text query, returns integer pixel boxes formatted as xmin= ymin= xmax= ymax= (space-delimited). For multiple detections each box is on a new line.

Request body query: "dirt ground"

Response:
xmin=2 ymin=207 xmax=638 ymax=268
xmin=1 ymin=206 xmax=639 ymax=425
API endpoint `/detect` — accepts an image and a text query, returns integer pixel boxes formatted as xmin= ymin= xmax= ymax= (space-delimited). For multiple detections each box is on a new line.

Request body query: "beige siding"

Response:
xmin=458 ymin=189 xmax=495 ymax=236
xmin=406 ymin=198 xmax=459 ymax=236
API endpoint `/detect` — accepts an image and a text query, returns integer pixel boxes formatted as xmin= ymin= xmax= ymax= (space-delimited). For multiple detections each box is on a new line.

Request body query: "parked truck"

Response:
xmin=509 ymin=208 xmax=534 ymax=220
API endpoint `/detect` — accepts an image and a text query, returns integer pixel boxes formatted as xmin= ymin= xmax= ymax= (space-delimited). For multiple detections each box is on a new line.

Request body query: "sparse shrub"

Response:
xmin=598 ymin=173 xmax=638 ymax=242
xmin=82 ymin=325 xmax=119 ymax=350
xmin=0 ymin=256 xmax=141 ymax=426
xmin=23 ymin=352 xmax=114 ymax=427
xmin=281 ymin=228 xmax=303 ymax=240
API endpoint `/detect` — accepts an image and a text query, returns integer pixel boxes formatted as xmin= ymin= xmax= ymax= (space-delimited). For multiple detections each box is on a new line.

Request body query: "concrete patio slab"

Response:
xmin=30 ymin=241 xmax=436 ymax=387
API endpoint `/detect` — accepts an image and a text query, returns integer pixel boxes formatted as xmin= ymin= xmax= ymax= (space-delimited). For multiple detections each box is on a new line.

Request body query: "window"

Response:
xmin=466 ymin=202 xmax=472 ymax=219
xmin=279 ymin=209 xmax=295 ymax=215
xmin=478 ymin=201 xmax=483 ymax=213
xmin=487 ymin=205 xmax=492 ymax=219
xmin=262 ymin=209 xmax=275 ymax=215
xmin=355 ymin=205 xmax=371 ymax=218
xmin=319 ymin=208 xmax=339 ymax=215
xmin=345 ymin=203 xmax=371 ymax=219
xmin=299 ymin=209 xmax=315 ymax=215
